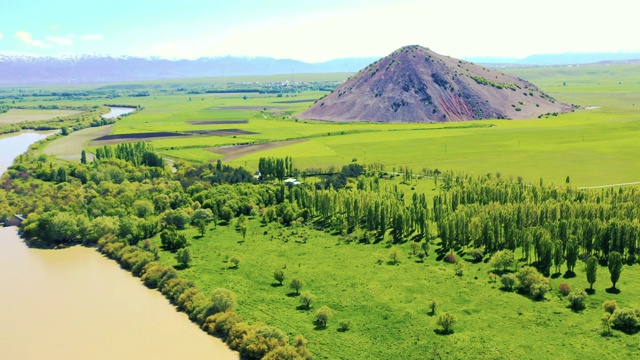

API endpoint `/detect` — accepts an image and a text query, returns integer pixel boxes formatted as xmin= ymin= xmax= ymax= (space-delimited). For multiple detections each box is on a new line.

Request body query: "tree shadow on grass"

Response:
xmin=286 ymin=292 xmax=300 ymax=298
xmin=193 ymin=235 xmax=204 ymax=240
xmin=313 ymin=322 xmax=327 ymax=331
xmin=270 ymin=283 xmax=283 ymax=288
xmin=563 ymin=271 xmax=577 ymax=279
xmin=606 ymin=287 xmax=621 ymax=294
xmin=296 ymin=305 xmax=311 ymax=311
xmin=550 ymin=273 xmax=562 ymax=279
xmin=585 ymin=288 xmax=596 ymax=295
xmin=433 ymin=329 xmax=454 ymax=336
xmin=174 ymin=264 xmax=189 ymax=271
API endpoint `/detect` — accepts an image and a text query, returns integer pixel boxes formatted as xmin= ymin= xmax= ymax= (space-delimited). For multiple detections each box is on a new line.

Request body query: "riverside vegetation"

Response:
xmin=2 ymin=64 xmax=640 ymax=358
xmin=4 ymin=141 xmax=640 ymax=358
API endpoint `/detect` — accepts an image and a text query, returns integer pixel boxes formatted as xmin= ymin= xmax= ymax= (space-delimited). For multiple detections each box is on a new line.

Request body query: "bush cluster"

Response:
xmin=98 ymin=235 xmax=311 ymax=359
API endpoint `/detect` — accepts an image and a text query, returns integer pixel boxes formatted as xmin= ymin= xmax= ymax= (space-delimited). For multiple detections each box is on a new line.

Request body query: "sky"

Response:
xmin=1 ymin=0 xmax=638 ymax=62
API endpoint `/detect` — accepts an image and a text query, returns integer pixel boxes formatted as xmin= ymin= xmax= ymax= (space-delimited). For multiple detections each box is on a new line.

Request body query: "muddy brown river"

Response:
xmin=0 ymin=132 xmax=237 ymax=359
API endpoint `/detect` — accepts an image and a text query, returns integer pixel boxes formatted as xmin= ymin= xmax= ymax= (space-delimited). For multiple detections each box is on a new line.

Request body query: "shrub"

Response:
xmin=469 ymin=248 xmax=484 ymax=262
xmin=601 ymin=313 xmax=612 ymax=335
xmin=315 ymin=306 xmax=332 ymax=327
xmin=417 ymin=251 xmax=426 ymax=262
xmin=210 ymin=288 xmax=237 ymax=314
xmin=455 ymin=261 xmax=465 ymax=276
xmin=558 ymin=283 xmax=571 ymax=296
xmin=240 ymin=324 xmax=288 ymax=359
xmin=611 ymin=308 xmax=640 ymax=333
xmin=300 ymin=291 xmax=315 ymax=309
xmin=500 ymin=273 xmax=516 ymax=290
xmin=530 ymin=281 xmax=549 ymax=300
xmin=444 ymin=253 xmax=457 ymax=263
xmin=230 ymin=255 xmax=241 ymax=268
xmin=175 ymin=247 xmax=192 ymax=268
xmin=515 ymin=267 xmax=549 ymax=299
xmin=338 ymin=320 xmax=351 ymax=332
xmin=603 ymin=300 xmax=618 ymax=314
xmin=410 ymin=242 xmax=421 ymax=255
xmin=273 ymin=269 xmax=285 ymax=285
xmin=568 ymin=290 xmax=587 ymax=310
xmin=488 ymin=273 xmax=499 ymax=283
xmin=160 ymin=228 xmax=188 ymax=252
xmin=436 ymin=313 xmax=457 ymax=334
xmin=429 ymin=300 xmax=437 ymax=315
xmin=290 ymin=278 xmax=304 ymax=294
xmin=389 ymin=247 xmax=401 ymax=264
xmin=489 ymin=250 xmax=515 ymax=271
xmin=203 ymin=311 xmax=241 ymax=337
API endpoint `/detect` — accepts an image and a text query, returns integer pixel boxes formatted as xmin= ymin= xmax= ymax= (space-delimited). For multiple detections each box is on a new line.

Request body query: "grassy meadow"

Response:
xmin=34 ymin=63 xmax=640 ymax=187
xmin=0 ymin=108 xmax=81 ymax=124
xmin=150 ymin=213 xmax=640 ymax=360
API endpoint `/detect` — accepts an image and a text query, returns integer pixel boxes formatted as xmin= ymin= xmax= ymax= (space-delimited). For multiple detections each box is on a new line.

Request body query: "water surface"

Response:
xmin=0 ymin=132 xmax=238 ymax=359
xmin=102 ymin=106 xmax=136 ymax=119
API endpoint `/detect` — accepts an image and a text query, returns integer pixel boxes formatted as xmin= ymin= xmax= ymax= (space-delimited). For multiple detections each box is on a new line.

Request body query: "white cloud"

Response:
xmin=15 ymin=31 xmax=51 ymax=48
xmin=80 ymin=34 xmax=104 ymax=41
xmin=45 ymin=36 xmax=73 ymax=46
xmin=0 ymin=33 xmax=3 ymax=40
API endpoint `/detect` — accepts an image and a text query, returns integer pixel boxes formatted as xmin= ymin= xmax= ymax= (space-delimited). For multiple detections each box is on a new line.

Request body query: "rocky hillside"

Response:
xmin=299 ymin=45 xmax=571 ymax=122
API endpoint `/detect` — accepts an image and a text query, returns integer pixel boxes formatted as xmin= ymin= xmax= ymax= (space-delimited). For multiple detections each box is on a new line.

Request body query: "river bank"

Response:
xmin=0 ymin=129 xmax=238 ymax=359
xmin=0 ymin=227 xmax=237 ymax=360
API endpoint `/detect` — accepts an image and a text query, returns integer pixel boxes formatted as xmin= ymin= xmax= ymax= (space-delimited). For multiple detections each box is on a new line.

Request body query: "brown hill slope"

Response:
xmin=299 ymin=45 xmax=571 ymax=122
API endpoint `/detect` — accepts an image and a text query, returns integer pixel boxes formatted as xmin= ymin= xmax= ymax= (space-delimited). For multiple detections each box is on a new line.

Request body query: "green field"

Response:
xmin=149 ymin=214 xmax=640 ymax=360
xmin=0 ymin=108 xmax=81 ymax=124
xmin=28 ymin=63 xmax=638 ymax=187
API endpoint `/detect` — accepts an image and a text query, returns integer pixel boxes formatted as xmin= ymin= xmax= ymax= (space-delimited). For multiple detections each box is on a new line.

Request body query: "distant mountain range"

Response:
xmin=467 ymin=52 xmax=640 ymax=66
xmin=1 ymin=52 xmax=639 ymax=86
xmin=0 ymin=55 xmax=379 ymax=86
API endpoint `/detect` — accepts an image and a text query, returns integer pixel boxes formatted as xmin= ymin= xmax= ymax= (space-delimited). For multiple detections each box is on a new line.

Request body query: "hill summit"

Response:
xmin=299 ymin=45 xmax=571 ymax=122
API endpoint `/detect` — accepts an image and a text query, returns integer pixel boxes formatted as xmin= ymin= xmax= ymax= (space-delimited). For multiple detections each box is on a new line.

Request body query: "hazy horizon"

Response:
xmin=2 ymin=0 xmax=639 ymax=62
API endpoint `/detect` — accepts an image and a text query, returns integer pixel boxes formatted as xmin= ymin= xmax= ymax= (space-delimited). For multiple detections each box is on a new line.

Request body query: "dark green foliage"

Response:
xmin=175 ymin=247 xmax=193 ymax=268
xmin=273 ymin=269 xmax=285 ymax=285
xmin=500 ymin=273 xmax=516 ymax=290
xmin=608 ymin=251 xmax=622 ymax=289
xmin=94 ymin=141 xmax=164 ymax=167
xmin=258 ymin=156 xmax=292 ymax=180
xmin=565 ymin=239 xmax=578 ymax=273
xmin=586 ymin=256 xmax=598 ymax=290
xmin=161 ymin=209 xmax=191 ymax=230
xmin=160 ymin=228 xmax=188 ymax=252
xmin=290 ymin=278 xmax=304 ymax=294
xmin=315 ymin=306 xmax=332 ymax=327
xmin=611 ymin=308 xmax=640 ymax=333
xmin=436 ymin=313 xmax=456 ymax=334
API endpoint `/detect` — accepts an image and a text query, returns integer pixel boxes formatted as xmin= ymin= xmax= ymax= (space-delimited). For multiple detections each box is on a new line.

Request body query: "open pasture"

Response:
xmin=24 ymin=63 xmax=640 ymax=187
xmin=151 ymin=216 xmax=640 ymax=360
xmin=0 ymin=108 xmax=81 ymax=124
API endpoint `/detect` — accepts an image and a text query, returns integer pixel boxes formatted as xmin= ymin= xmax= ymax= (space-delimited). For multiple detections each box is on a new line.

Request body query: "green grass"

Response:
xmin=49 ymin=63 xmax=634 ymax=188
xmin=151 ymin=213 xmax=640 ymax=360
xmin=0 ymin=108 xmax=81 ymax=124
